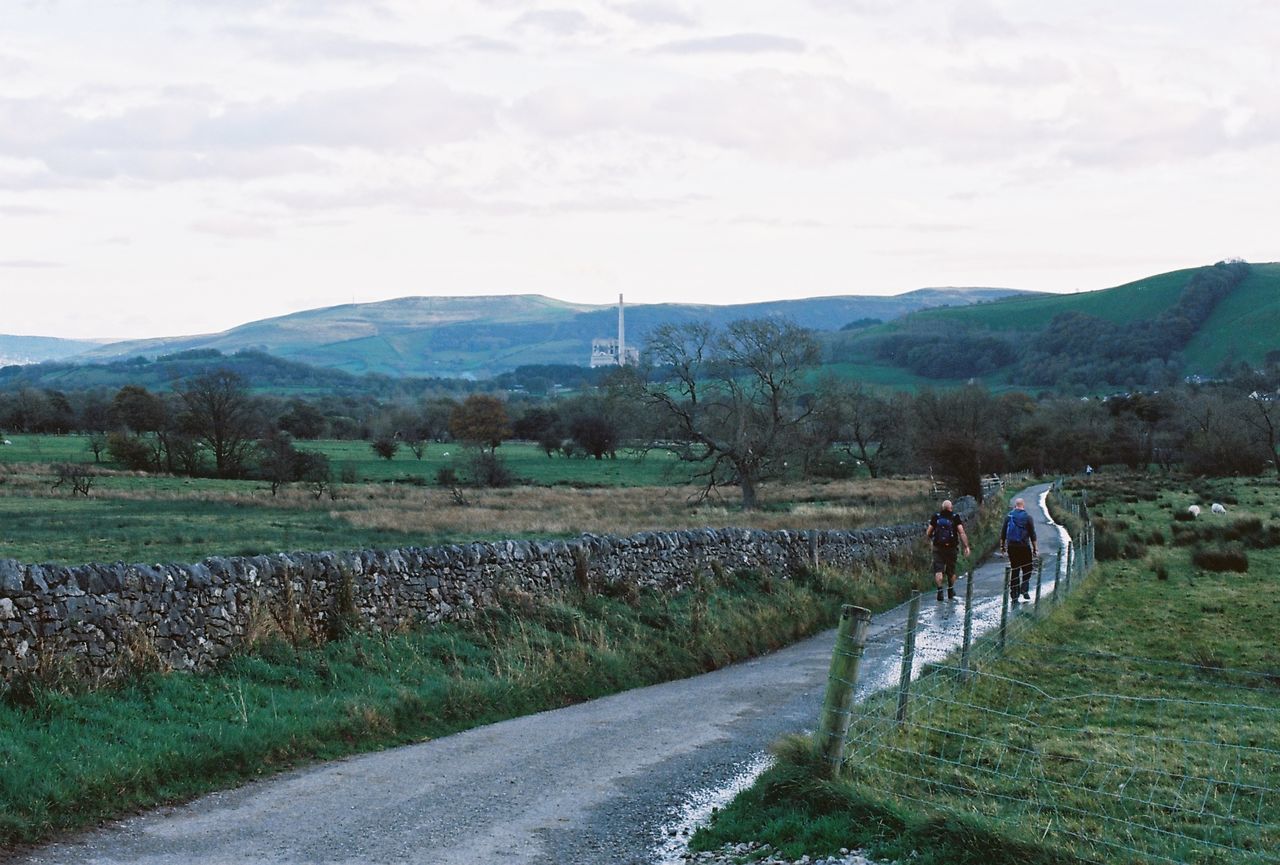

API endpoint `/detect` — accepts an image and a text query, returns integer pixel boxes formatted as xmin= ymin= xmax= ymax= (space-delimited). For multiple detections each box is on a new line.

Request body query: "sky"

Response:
xmin=1 ymin=0 xmax=1278 ymax=340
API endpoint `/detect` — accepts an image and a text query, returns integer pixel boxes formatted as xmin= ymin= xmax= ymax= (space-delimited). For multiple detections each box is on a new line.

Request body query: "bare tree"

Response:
xmin=178 ymin=370 xmax=260 ymax=478
xmin=830 ymin=380 xmax=908 ymax=478
xmin=640 ymin=318 xmax=820 ymax=510
xmin=1246 ymin=392 xmax=1280 ymax=476
xmin=912 ymin=385 xmax=1006 ymax=500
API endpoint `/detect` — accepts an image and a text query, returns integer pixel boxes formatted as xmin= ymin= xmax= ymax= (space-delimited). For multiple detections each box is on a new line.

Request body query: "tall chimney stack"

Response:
xmin=617 ymin=293 xmax=625 ymax=366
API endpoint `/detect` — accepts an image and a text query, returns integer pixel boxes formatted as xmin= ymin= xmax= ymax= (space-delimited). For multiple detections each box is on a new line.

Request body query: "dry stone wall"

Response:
xmin=0 ymin=498 xmax=974 ymax=681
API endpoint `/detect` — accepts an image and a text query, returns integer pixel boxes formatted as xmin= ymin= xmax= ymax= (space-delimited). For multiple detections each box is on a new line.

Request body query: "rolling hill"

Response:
xmin=0 ymin=334 xmax=108 ymax=367
xmin=75 ymin=289 xmax=1027 ymax=379
xmin=829 ymin=261 xmax=1280 ymax=389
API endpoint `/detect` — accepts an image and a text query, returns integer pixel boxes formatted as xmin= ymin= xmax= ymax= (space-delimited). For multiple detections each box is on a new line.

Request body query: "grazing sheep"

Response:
xmin=1188 ymin=505 xmax=1202 ymax=517
xmin=1 ymin=439 xmax=10 ymax=446
xmin=1211 ymin=502 xmax=1227 ymax=514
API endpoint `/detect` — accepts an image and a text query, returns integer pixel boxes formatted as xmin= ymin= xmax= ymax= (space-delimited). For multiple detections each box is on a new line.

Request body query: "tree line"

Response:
xmin=3 ymin=313 xmax=1279 ymax=505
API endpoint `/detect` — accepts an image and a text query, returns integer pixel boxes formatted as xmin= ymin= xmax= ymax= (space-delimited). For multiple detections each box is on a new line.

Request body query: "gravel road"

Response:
xmin=13 ymin=484 xmax=1061 ymax=865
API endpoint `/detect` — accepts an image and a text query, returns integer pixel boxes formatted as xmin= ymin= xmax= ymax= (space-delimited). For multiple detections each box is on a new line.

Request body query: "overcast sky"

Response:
xmin=2 ymin=0 xmax=1277 ymax=339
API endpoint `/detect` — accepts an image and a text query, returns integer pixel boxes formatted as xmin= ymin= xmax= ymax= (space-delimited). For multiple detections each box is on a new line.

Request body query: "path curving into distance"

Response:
xmin=14 ymin=484 xmax=1063 ymax=865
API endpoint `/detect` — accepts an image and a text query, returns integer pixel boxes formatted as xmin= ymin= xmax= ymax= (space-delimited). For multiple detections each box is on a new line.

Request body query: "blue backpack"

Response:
xmin=1005 ymin=510 xmax=1030 ymax=544
xmin=933 ymin=513 xmax=957 ymax=546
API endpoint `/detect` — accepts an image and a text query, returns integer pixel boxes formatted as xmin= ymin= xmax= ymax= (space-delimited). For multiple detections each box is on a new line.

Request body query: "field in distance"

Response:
xmin=0 ymin=435 xmax=931 ymax=566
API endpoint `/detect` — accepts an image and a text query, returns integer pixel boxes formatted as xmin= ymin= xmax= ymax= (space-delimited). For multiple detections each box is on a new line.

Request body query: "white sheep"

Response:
xmin=1 ymin=439 xmax=10 ymax=446
xmin=1211 ymin=502 xmax=1227 ymax=514
xmin=1188 ymin=505 xmax=1202 ymax=518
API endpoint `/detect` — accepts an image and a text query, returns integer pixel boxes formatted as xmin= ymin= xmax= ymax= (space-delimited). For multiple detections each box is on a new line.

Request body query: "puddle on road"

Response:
xmin=650 ymin=752 xmax=774 ymax=865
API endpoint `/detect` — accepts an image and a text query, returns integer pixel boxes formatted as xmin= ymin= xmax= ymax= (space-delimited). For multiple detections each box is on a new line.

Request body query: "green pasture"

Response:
xmin=0 ymin=435 xmax=691 ymax=487
xmin=302 ymin=439 xmax=689 ymax=487
xmin=0 ymin=496 xmax=436 ymax=566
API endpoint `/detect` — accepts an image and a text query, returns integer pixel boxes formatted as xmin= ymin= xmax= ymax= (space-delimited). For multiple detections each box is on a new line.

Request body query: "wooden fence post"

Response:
xmin=816 ymin=604 xmax=873 ymax=774
xmin=960 ymin=569 xmax=975 ymax=681
xmin=1034 ymin=554 xmax=1043 ymax=609
xmin=999 ymin=564 xmax=1010 ymax=652
xmin=895 ymin=593 xmax=922 ymax=726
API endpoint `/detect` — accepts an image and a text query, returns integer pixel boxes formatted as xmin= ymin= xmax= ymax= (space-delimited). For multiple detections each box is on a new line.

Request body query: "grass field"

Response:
xmin=692 ymin=473 xmax=1280 ymax=864
xmin=0 ymin=433 xmax=930 ymax=566
xmin=0 ymin=434 xmax=692 ymax=487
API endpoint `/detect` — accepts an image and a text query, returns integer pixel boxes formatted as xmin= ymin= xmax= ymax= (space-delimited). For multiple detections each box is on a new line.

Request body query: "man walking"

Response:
xmin=926 ymin=499 xmax=970 ymax=600
xmin=1001 ymin=497 xmax=1038 ymax=602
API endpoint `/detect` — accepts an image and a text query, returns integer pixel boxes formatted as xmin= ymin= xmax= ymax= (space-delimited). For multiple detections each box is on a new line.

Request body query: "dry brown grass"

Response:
xmin=2 ymin=460 xmax=937 ymax=541
xmin=323 ymin=477 xmax=935 ymax=539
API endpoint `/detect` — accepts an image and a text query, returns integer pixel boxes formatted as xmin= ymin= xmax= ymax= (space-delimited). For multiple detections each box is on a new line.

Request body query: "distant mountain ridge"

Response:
xmin=76 ymin=288 xmax=1027 ymax=378
xmin=0 ymin=334 xmax=108 ymax=367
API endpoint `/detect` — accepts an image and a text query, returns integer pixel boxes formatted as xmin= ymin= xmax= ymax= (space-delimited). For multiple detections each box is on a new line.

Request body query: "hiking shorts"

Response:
xmin=932 ymin=546 xmax=959 ymax=578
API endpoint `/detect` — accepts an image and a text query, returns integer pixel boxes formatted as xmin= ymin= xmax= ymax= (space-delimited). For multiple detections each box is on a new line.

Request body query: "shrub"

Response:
xmin=371 ymin=436 xmax=399 ymax=461
xmin=1223 ymin=516 xmax=1263 ymax=542
xmin=1121 ymin=537 xmax=1148 ymax=560
xmin=1191 ymin=544 xmax=1249 ymax=573
xmin=1095 ymin=532 xmax=1122 ymax=561
xmin=106 ymin=432 xmax=155 ymax=472
xmin=468 ymin=451 xmax=515 ymax=488
xmin=435 ymin=466 xmax=458 ymax=487
xmin=1146 ymin=529 xmax=1165 ymax=546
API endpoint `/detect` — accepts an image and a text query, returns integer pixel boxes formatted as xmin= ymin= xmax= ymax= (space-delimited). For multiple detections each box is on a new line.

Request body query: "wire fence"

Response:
xmin=824 ymin=483 xmax=1280 ymax=865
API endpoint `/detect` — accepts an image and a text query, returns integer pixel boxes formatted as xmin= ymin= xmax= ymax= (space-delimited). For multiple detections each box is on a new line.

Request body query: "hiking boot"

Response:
xmin=1021 ymin=592 xmax=1031 ymax=601
xmin=947 ymin=588 xmax=956 ymax=600
xmin=936 ymin=589 xmax=944 ymax=601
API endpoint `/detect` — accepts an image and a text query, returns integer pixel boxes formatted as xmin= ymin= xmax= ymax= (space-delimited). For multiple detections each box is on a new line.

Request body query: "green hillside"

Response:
xmin=897 ymin=266 xmax=1198 ymax=333
xmin=829 ymin=261 xmax=1278 ymax=389
xmin=1182 ymin=262 xmax=1280 ymax=373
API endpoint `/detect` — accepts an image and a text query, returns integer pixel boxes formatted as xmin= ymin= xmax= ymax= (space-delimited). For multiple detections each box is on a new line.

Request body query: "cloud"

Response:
xmin=613 ymin=1 xmax=696 ymax=27
xmin=0 ymin=54 xmax=29 ymax=76
xmin=0 ymin=78 xmax=497 ymax=182
xmin=0 ymin=203 xmax=55 ymax=217
xmin=0 ymin=259 xmax=62 ymax=268
xmin=189 ymin=216 xmax=278 ymax=239
xmin=224 ymin=26 xmax=436 ymax=64
xmin=953 ymin=56 xmax=1074 ymax=89
xmin=947 ymin=0 xmax=1017 ymax=42
xmin=652 ymin=33 xmax=806 ymax=54
xmin=511 ymin=71 xmax=904 ymax=163
xmin=511 ymin=8 xmax=595 ymax=36
xmin=449 ymin=35 xmax=522 ymax=54
xmin=268 ymin=180 xmax=698 ymax=217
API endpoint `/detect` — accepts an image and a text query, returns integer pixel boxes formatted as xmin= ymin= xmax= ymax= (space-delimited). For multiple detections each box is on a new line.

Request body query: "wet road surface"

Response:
xmin=13 ymin=484 xmax=1063 ymax=865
